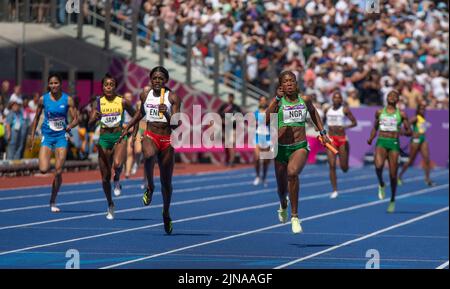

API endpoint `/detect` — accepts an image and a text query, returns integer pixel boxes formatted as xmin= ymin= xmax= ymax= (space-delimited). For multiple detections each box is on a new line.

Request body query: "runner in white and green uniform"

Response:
xmin=367 ymin=90 xmax=412 ymax=213
xmin=266 ymin=71 xmax=330 ymax=234
xmin=398 ymin=102 xmax=436 ymax=186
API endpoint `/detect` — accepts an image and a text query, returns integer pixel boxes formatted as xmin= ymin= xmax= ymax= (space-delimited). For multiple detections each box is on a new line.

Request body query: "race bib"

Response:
xmin=283 ymin=105 xmax=307 ymax=124
xmin=145 ymin=103 xmax=164 ymax=122
xmin=379 ymin=116 xmax=398 ymax=132
xmin=49 ymin=117 xmax=65 ymax=131
xmin=101 ymin=113 xmax=121 ymax=128
xmin=327 ymin=115 xmax=344 ymax=127
xmin=418 ymin=122 xmax=427 ymax=134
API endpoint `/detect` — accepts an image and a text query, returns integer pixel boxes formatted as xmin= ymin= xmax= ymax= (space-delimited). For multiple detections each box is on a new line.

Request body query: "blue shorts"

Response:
xmin=41 ymin=133 xmax=68 ymax=150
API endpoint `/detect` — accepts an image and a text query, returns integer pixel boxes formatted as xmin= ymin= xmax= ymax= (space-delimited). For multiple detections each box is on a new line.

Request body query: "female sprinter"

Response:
xmin=398 ymin=101 xmax=436 ymax=186
xmin=367 ymin=90 xmax=412 ymax=213
xmin=253 ymin=95 xmax=271 ymax=187
xmin=323 ymin=91 xmax=357 ymax=199
xmin=120 ymin=67 xmax=181 ymax=234
xmin=266 ymin=71 xmax=330 ymax=234
xmin=30 ymin=73 xmax=78 ymax=212
xmin=89 ymin=74 xmax=135 ymax=220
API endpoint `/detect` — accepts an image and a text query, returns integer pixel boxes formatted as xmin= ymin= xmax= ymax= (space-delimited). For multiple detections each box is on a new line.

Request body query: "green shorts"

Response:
xmin=275 ymin=141 xmax=310 ymax=164
xmin=376 ymin=137 xmax=400 ymax=152
xmin=411 ymin=134 xmax=425 ymax=145
xmin=98 ymin=131 xmax=127 ymax=150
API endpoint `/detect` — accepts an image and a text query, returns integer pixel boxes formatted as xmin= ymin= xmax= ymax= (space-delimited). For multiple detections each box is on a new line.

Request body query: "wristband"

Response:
xmin=275 ymin=95 xmax=282 ymax=102
xmin=319 ymin=129 xmax=327 ymax=136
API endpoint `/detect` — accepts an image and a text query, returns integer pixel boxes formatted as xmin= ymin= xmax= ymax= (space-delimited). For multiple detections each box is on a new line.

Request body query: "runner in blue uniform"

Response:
xmin=30 ymin=73 xmax=78 ymax=212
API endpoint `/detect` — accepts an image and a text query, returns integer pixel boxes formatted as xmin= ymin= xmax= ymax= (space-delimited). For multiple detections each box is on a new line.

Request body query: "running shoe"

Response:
xmin=330 ymin=191 xmax=339 ymax=199
xmin=163 ymin=213 xmax=173 ymax=235
xmin=113 ymin=182 xmax=122 ymax=197
xmin=142 ymin=188 xmax=153 ymax=206
xmin=50 ymin=204 xmax=60 ymax=213
xmin=387 ymin=201 xmax=395 ymax=213
xmin=291 ymin=217 xmax=303 ymax=234
xmin=106 ymin=204 xmax=115 ymax=220
xmin=378 ymin=185 xmax=385 ymax=200
xmin=253 ymin=177 xmax=261 ymax=186
xmin=397 ymin=178 xmax=403 ymax=186
xmin=426 ymin=180 xmax=436 ymax=187
xmin=277 ymin=205 xmax=288 ymax=223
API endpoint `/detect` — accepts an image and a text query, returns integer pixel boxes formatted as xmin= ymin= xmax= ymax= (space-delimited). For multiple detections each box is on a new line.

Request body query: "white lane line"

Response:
xmin=0 ymin=184 xmax=446 ymax=262
xmin=0 ymin=166 xmax=259 ymax=192
xmin=0 ymin=173 xmax=376 ymax=212
xmin=96 ymin=185 xmax=448 ymax=269
xmin=0 ymin=168 xmax=341 ymax=201
xmin=0 ymin=172 xmax=446 ymax=231
xmin=274 ymin=207 xmax=449 ymax=269
xmin=436 ymin=261 xmax=449 ymax=269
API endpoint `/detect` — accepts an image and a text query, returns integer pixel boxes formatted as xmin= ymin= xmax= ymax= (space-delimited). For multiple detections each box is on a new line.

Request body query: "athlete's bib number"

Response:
xmin=283 ymin=107 xmax=306 ymax=124
xmin=379 ymin=116 xmax=398 ymax=132
xmin=146 ymin=106 xmax=165 ymax=122
xmin=418 ymin=123 xmax=427 ymax=134
xmin=101 ymin=113 xmax=121 ymax=128
xmin=327 ymin=115 xmax=344 ymax=127
xmin=49 ymin=118 xmax=65 ymax=131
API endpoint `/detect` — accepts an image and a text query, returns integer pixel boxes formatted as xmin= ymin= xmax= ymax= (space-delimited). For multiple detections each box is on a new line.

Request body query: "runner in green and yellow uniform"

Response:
xmin=89 ymin=74 xmax=135 ymax=220
xmin=367 ymin=90 xmax=412 ymax=213
xmin=398 ymin=102 xmax=436 ymax=187
xmin=266 ymin=71 xmax=330 ymax=234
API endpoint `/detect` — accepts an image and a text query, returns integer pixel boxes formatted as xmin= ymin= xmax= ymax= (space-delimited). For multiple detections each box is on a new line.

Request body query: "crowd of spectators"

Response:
xmin=1 ymin=0 xmax=449 ymax=108
xmin=77 ymin=0 xmax=449 ymax=109
xmin=6 ymin=1 xmax=449 ymax=108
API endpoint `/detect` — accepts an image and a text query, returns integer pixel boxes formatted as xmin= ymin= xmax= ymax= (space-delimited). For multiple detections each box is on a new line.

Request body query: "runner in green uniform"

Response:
xmin=89 ymin=74 xmax=136 ymax=220
xmin=367 ymin=90 xmax=412 ymax=213
xmin=266 ymin=71 xmax=330 ymax=234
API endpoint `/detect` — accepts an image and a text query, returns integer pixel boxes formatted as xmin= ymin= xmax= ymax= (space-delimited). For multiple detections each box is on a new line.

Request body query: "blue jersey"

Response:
xmin=41 ymin=92 xmax=69 ymax=137
xmin=254 ymin=110 xmax=271 ymax=146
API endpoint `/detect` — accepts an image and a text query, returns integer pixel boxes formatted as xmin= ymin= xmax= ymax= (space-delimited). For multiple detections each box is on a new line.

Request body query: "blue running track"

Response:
xmin=0 ymin=165 xmax=448 ymax=269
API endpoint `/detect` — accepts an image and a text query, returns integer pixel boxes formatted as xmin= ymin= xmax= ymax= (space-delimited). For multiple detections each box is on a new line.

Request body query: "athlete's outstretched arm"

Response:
xmin=66 ymin=96 xmax=79 ymax=131
xmin=367 ymin=110 xmax=381 ymax=145
xmin=164 ymin=91 xmax=181 ymax=129
xmin=344 ymin=106 xmax=358 ymax=129
xmin=121 ymin=89 xmax=147 ymax=139
xmin=409 ymin=116 xmax=418 ymax=137
xmin=265 ymin=86 xmax=283 ymax=126
xmin=400 ymin=111 xmax=413 ymax=137
xmin=123 ymin=97 xmax=136 ymax=118
xmin=88 ymin=97 xmax=100 ymax=127
xmin=304 ymin=94 xmax=329 ymax=142
xmin=29 ymin=96 xmax=44 ymax=150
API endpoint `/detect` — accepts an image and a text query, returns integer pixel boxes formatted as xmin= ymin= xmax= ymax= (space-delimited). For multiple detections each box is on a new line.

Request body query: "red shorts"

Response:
xmin=330 ymin=135 xmax=347 ymax=148
xmin=144 ymin=130 xmax=172 ymax=151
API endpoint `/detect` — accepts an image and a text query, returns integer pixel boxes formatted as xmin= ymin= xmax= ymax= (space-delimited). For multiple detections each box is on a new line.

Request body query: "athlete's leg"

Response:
xmin=286 ymin=148 xmax=309 ymax=218
xmin=50 ymin=147 xmax=68 ymax=211
xmin=420 ymin=141 xmax=434 ymax=185
xmin=399 ymin=142 xmax=420 ymax=181
xmin=158 ymin=146 xmax=175 ymax=234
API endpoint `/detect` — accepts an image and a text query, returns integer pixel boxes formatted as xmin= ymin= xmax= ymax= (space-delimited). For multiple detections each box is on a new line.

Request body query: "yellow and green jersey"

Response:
xmin=98 ymin=95 xmax=124 ymax=129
